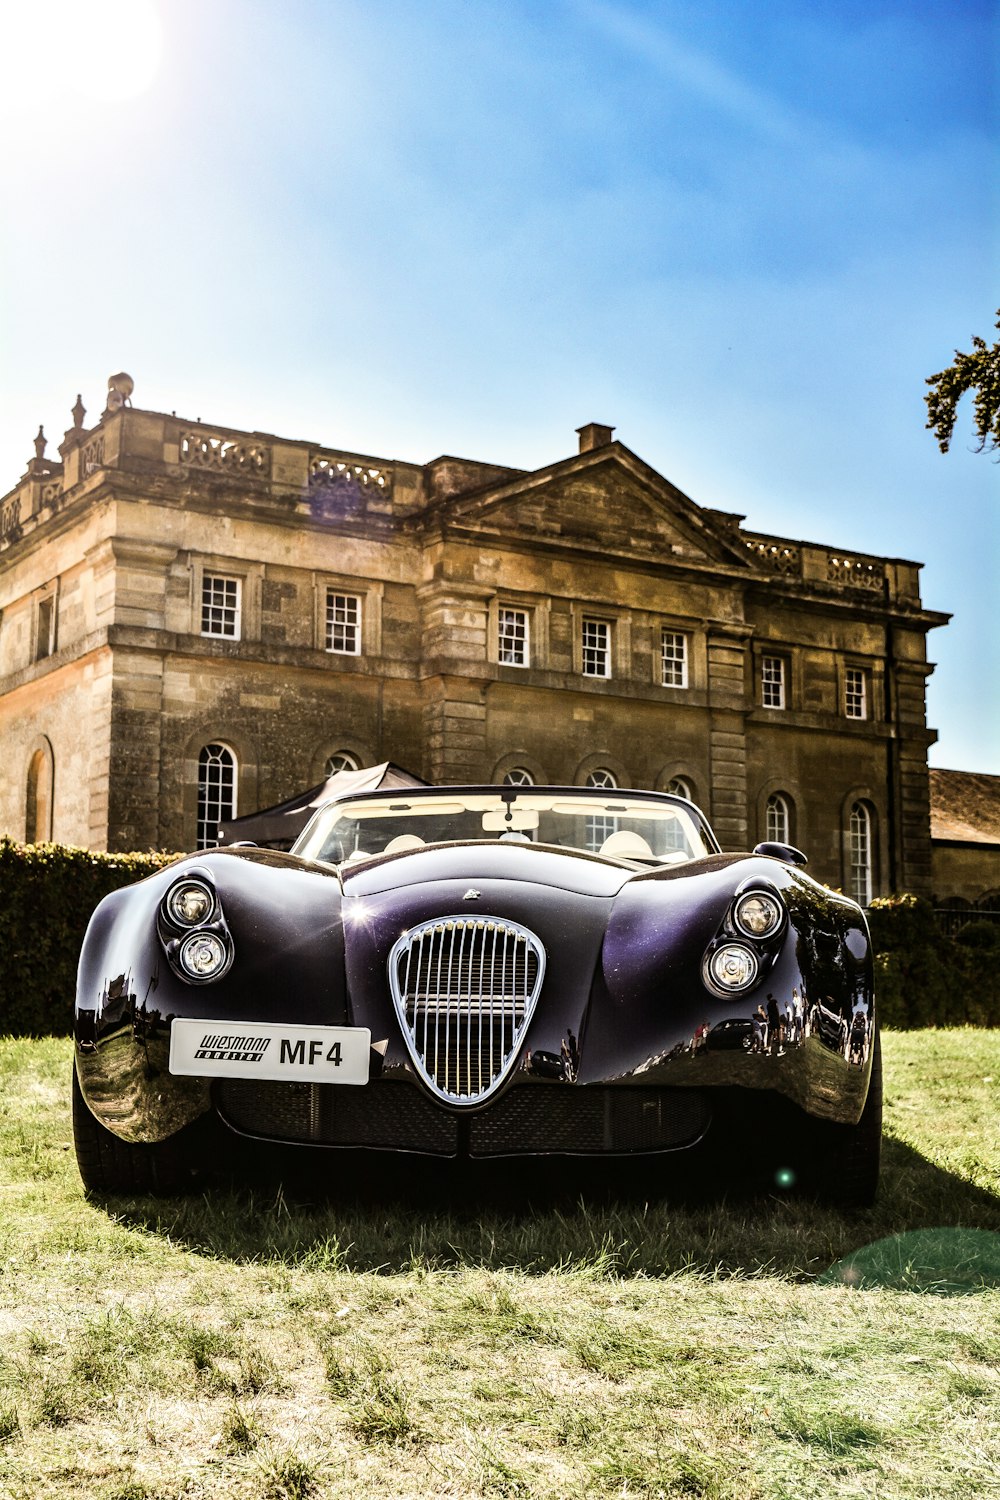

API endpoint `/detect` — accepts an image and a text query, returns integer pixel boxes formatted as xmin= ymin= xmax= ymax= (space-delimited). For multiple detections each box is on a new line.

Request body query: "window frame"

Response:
xmin=766 ymin=792 xmax=791 ymax=845
xmin=502 ymin=766 xmax=535 ymax=786
xmin=761 ymin=653 xmax=787 ymax=710
xmin=196 ymin=742 xmax=238 ymax=851
xmin=34 ymin=586 xmax=58 ymax=662
xmin=848 ymin=801 xmax=874 ymax=905
xmin=324 ymin=750 xmax=361 ymax=777
xmin=200 ymin=572 xmax=243 ymax=640
xmin=844 ymin=665 xmax=869 ymax=721
xmin=660 ymin=628 xmax=689 ymax=689
xmin=584 ymin=766 xmax=619 ymax=851
xmin=312 ymin=574 xmax=382 ymax=657
xmin=324 ymin=589 xmax=362 ymax=656
xmin=497 ymin=605 xmax=530 ymax=668
xmin=581 ymin=617 xmax=612 ymax=679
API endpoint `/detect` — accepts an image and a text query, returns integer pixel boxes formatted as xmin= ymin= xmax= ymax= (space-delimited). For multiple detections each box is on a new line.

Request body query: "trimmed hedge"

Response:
xmin=1 ymin=843 xmax=998 ymax=1036
xmin=867 ymin=894 xmax=1000 ymax=1029
xmin=0 ymin=838 xmax=178 ymax=1037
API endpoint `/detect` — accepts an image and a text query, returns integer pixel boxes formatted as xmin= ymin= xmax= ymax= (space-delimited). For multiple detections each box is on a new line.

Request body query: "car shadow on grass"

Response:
xmin=100 ymin=1130 xmax=1000 ymax=1283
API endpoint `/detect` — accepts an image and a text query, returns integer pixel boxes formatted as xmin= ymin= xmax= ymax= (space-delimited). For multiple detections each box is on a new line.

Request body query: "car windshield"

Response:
xmin=292 ymin=790 xmax=717 ymax=867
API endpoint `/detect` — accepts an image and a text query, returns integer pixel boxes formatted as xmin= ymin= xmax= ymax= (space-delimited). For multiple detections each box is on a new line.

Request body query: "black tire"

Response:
xmin=72 ymin=1065 xmax=199 ymax=1196
xmin=810 ymin=1029 xmax=883 ymax=1208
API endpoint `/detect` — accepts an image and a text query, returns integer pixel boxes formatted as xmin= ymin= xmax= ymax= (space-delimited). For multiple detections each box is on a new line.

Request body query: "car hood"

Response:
xmin=339 ymin=840 xmax=639 ymax=898
xmin=333 ymin=843 xmax=754 ymax=1084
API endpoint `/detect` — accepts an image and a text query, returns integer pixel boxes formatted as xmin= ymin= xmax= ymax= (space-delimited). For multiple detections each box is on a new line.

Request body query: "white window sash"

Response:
xmin=582 ymin=620 xmax=611 ymax=678
xmin=325 ymin=591 xmax=362 ymax=655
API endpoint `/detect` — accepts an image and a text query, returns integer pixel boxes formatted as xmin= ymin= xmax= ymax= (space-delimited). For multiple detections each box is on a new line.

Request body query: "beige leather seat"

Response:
xmin=383 ymin=833 xmax=425 ymax=854
xmin=599 ymin=830 xmax=653 ymax=860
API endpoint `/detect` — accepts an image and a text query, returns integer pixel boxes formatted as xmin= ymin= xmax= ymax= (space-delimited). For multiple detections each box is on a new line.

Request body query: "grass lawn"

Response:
xmin=0 ymin=1029 xmax=997 ymax=1499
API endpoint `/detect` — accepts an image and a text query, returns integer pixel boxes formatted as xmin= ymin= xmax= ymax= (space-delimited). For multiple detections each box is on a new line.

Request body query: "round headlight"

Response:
xmin=164 ymin=879 xmax=216 ymax=928
xmin=733 ymin=890 xmax=783 ymax=939
xmin=177 ymin=931 xmax=230 ymax=982
xmin=706 ymin=943 xmax=759 ymax=994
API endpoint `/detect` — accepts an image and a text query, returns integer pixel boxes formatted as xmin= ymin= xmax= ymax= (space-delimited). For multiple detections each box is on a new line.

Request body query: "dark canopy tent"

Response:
xmin=218 ymin=762 xmax=427 ymax=850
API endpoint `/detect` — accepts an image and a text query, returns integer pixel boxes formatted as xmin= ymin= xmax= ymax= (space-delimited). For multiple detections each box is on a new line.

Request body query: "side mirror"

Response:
xmin=753 ymin=841 xmax=808 ymax=866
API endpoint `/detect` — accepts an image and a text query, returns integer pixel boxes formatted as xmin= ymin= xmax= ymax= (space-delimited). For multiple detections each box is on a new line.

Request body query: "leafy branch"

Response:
xmin=924 ymin=310 xmax=1000 ymax=456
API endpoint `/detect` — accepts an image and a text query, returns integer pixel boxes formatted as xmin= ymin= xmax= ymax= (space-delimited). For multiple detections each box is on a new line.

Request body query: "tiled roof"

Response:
xmin=930 ymin=768 xmax=1000 ymax=845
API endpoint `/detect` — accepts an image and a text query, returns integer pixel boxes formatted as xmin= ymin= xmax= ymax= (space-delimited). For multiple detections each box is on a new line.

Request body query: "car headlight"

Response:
xmin=163 ymin=878 xmax=216 ymax=928
xmin=733 ymin=890 xmax=784 ymax=940
xmin=176 ymin=931 xmax=232 ymax=982
xmin=705 ymin=943 xmax=759 ymax=994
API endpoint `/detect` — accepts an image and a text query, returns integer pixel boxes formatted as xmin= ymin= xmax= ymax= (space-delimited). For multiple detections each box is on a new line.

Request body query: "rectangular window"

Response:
xmin=35 ymin=596 xmax=55 ymax=661
xmin=325 ymin=591 xmax=361 ymax=654
xmin=201 ymin=574 xmax=241 ymax=638
xmin=661 ymin=629 xmax=688 ymax=688
xmin=497 ymin=606 xmax=529 ymax=667
xmin=849 ymin=804 xmax=873 ymax=905
xmin=582 ymin=618 xmax=611 ymax=678
xmin=761 ymin=655 xmax=786 ymax=709
xmin=845 ymin=667 xmax=868 ymax=720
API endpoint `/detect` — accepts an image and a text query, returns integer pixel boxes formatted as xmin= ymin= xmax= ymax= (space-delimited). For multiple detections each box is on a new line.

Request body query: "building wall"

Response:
xmin=931 ymin=843 xmax=1000 ymax=905
xmin=0 ymin=396 xmax=949 ymax=891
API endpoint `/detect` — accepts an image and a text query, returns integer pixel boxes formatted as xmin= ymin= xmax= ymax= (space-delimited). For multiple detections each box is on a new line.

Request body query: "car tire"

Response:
xmin=72 ymin=1065 xmax=198 ymax=1196
xmin=810 ymin=1029 xmax=883 ymax=1208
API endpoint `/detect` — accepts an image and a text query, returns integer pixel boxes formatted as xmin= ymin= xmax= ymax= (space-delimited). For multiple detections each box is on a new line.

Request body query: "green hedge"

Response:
xmin=867 ymin=894 xmax=1000 ymax=1029
xmin=1 ymin=842 xmax=998 ymax=1036
xmin=0 ymin=838 xmax=178 ymax=1037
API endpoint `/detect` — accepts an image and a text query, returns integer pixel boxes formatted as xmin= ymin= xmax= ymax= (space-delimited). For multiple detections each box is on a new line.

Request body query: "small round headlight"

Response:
xmin=734 ymin=891 xmax=783 ymax=939
xmin=177 ymin=931 xmax=230 ymax=981
xmin=706 ymin=943 xmax=759 ymax=994
xmin=165 ymin=879 xmax=216 ymax=927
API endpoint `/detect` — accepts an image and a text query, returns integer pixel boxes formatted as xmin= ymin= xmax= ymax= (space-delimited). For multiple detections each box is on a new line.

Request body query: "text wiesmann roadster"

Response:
xmin=73 ymin=786 xmax=881 ymax=1203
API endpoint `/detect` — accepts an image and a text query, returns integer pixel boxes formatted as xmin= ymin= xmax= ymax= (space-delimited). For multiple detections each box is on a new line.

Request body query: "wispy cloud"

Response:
xmin=575 ymin=0 xmax=806 ymax=146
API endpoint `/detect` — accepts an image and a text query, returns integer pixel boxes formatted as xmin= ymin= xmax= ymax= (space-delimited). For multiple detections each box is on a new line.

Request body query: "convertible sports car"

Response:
xmin=73 ymin=785 xmax=881 ymax=1203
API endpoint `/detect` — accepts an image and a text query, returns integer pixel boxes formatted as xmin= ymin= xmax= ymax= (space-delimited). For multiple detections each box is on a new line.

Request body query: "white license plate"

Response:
xmin=169 ymin=1020 xmax=371 ymax=1084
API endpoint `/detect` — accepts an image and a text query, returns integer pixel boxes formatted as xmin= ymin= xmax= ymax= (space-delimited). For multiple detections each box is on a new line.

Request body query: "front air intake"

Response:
xmin=388 ymin=916 xmax=545 ymax=1105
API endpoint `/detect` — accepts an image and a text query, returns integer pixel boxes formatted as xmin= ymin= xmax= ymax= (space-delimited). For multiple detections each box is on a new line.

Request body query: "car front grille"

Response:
xmin=387 ymin=915 xmax=545 ymax=1104
xmin=216 ymin=1079 xmax=711 ymax=1157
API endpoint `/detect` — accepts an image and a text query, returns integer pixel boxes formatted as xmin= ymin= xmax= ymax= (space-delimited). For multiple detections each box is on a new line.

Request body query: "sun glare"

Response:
xmin=0 ymin=0 xmax=163 ymax=113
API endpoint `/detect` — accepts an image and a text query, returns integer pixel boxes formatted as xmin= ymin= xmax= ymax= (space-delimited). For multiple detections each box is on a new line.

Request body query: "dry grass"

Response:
xmin=0 ymin=1030 xmax=997 ymax=1498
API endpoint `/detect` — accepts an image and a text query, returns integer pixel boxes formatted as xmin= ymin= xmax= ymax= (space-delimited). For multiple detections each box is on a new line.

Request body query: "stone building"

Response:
xmin=0 ymin=376 xmax=949 ymax=900
xmin=929 ymin=768 xmax=1000 ymax=908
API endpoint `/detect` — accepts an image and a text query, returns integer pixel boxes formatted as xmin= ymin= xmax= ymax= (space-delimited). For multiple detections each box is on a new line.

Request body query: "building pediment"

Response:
xmin=432 ymin=445 xmax=750 ymax=568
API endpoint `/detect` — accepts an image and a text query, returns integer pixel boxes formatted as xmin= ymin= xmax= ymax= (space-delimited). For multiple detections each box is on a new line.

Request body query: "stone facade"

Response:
xmin=0 ymin=382 xmax=949 ymax=898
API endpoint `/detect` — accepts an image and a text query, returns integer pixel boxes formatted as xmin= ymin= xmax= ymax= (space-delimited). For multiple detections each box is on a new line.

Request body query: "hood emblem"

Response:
xmin=462 ymin=888 xmax=481 ymax=901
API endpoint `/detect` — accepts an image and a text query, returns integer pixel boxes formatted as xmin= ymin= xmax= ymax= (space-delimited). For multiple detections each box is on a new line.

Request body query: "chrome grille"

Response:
xmin=388 ymin=916 xmax=545 ymax=1104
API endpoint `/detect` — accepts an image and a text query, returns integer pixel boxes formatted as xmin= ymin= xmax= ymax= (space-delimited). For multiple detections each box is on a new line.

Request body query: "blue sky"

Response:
xmin=1 ymin=0 xmax=996 ymax=770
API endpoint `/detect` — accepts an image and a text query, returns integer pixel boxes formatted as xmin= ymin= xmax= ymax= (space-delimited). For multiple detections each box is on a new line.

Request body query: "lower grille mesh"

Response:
xmin=217 ymin=1080 xmax=711 ymax=1156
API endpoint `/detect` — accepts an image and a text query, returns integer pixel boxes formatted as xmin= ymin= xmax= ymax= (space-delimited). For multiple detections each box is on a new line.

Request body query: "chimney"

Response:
xmin=576 ymin=422 xmax=615 ymax=454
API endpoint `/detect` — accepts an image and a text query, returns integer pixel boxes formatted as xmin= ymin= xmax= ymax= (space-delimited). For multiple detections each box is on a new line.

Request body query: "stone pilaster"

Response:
xmin=87 ymin=651 xmax=115 ymax=851
xmin=893 ymin=660 xmax=936 ymax=896
xmin=706 ymin=623 xmax=751 ymax=850
xmin=417 ymin=578 xmax=492 ymax=669
xmin=422 ymin=679 xmax=489 ymax=783
xmin=107 ymin=648 xmax=166 ymax=851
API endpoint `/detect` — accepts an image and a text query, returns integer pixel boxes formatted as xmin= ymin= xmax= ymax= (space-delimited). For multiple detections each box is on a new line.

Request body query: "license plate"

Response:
xmin=169 ymin=1020 xmax=371 ymax=1084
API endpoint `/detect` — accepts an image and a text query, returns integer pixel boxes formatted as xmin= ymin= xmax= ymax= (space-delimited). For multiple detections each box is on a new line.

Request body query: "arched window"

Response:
xmin=503 ymin=767 xmax=534 ymax=786
xmin=849 ymin=802 xmax=873 ymax=905
xmin=324 ymin=750 xmax=360 ymax=778
xmin=585 ymin=767 xmax=618 ymax=852
xmin=25 ymin=741 xmax=54 ymax=843
xmin=197 ymin=743 xmax=237 ymax=850
xmin=766 ymin=793 xmax=790 ymax=845
xmin=667 ymin=777 xmax=692 ymax=801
